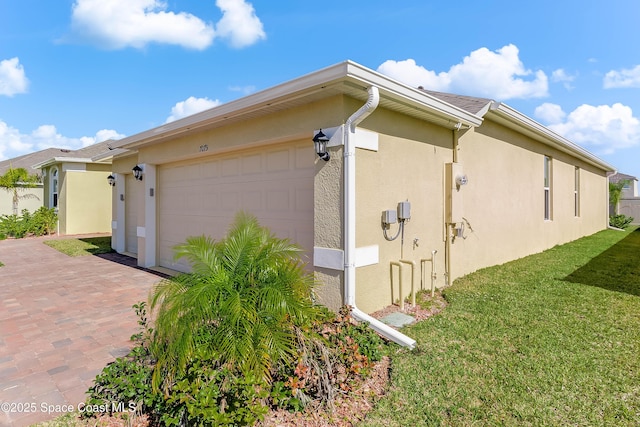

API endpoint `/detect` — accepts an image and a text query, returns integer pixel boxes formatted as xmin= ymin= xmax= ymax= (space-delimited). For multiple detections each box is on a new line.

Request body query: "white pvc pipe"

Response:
xmin=399 ymin=259 xmax=416 ymax=307
xmin=343 ymin=86 xmax=416 ymax=349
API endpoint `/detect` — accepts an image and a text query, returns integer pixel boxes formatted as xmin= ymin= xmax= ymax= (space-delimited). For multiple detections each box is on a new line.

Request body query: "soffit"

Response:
xmin=113 ymin=61 xmax=482 ymax=151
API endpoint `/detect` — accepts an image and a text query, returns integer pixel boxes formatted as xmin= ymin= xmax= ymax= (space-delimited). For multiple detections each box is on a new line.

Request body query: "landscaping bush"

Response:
xmin=610 ymin=214 xmax=634 ymax=229
xmin=85 ymin=213 xmax=389 ymax=426
xmin=0 ymin=207 xmax=57 ymax=238
xmin=86 ymin=303 xmax=388 ymax=426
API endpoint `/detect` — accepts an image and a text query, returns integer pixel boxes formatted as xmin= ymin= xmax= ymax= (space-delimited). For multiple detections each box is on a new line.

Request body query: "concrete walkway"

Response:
xmin=0 ymin=235 xmax=166 ymax=427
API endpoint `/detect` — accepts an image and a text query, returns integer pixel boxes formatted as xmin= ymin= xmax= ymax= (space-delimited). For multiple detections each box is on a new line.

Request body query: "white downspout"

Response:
xmin=344 ymin=86 xmax=417 ymax=349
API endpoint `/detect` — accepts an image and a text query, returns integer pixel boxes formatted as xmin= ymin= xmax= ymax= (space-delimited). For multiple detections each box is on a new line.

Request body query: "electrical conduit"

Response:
xmin=343 ymin=86 xmax=417 ymax=349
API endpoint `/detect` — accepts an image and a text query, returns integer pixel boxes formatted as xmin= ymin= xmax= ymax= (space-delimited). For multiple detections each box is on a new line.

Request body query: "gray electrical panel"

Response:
xmin=397 ymin=201 xmax=411 ymax=220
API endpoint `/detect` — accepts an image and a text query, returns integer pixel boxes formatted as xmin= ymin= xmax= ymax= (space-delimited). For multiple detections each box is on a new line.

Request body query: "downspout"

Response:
xmin=344 ymin=86 xmax=417 ymax=349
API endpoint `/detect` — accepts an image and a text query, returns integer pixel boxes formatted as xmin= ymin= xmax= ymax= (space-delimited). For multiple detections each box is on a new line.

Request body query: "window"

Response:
xmin=543 ymin=156 xmax=552 ymax=220
xmin=51 ymin=167 xmax=58 ymax=208
xmin=574 ymin=166 xmax=580 ymax=217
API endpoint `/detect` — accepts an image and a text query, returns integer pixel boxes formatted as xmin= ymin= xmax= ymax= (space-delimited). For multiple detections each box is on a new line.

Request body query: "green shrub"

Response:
xmin=85 ymin=214 xmax=390 ymax=426
xmin=610 ymin=214 xmax=634 ymax=229
xmin=150 ymin=212 xmax=319 ymax=393
xmin=87 ymin=302 xmax=389 ymax=426
xmin=31 ymin=206 xmax=58 ymax=235
xmin=0 ymin=207 xmax=57 ymax=238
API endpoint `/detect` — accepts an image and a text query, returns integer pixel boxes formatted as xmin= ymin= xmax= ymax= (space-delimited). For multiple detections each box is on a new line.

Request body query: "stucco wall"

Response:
xmin=61 ymin=170 xmax=113 ymax=234
xmin=353 ymin=108 xmax=453 ymax=313
xmin=450 ymin=121 xmax=608 ymax=280
xmin=135 ymin=96 xmax=348 ymax=167
xmin=0 ymin=186 xmax=43 ymax=216
xmin=314 ymin=144 xmax=344 ymax=310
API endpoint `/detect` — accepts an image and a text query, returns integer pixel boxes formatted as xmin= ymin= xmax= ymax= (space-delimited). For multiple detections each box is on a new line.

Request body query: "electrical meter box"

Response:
xmin=397 ymin=201 xmax=411 ymax=220
xmin=446 ymin=163 xmax=464 ymax=224
xmin=382 ymin=209 xmax=397 ymax=225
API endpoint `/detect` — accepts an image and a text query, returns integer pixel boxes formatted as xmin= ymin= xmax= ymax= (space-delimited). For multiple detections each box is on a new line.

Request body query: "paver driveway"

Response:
xmin=0 ymin=235 xmax=166 ymax=427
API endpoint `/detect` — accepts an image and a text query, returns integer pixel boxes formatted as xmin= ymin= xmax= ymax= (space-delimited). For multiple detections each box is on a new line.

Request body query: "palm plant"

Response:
xmin=150 ymin=212 xmax=318 ymax=392
xmin=0 ymin=167 xmax=40 ymax=215
xmin=609 ymin=179 xmax=629 ymax=215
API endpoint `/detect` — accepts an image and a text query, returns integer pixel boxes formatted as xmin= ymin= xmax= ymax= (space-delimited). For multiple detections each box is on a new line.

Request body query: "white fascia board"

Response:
xmin=31 ymin=157 xmax=94 ymax=169
xmin=91 ymin=148 xmax=127 ymax=163
xmin=112 ymin=60 xmax=483 ymax=151
xmin=342 ymin=61 xmax=483 ymax=128
xmin=488 ymin=102 xmax=615 ymax=172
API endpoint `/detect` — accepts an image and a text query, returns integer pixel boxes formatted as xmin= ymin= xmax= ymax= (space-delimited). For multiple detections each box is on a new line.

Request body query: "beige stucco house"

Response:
xmin=33 ymin=142 xmax=114 ymax=235
xmin=103 ymin=61 xmax=615 ymax=348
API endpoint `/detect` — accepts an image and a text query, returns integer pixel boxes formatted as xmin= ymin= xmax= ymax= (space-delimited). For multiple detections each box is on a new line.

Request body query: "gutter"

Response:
xmin=487 ymin=102 xmax=615 ymax=172
xmin=343 ymin=86 xmax=417 ymax=349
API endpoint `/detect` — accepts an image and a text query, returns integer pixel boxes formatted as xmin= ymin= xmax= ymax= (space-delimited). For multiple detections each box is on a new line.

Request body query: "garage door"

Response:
xmin=125 ymin=174 xmax=140 ymax=255
xmin=158 ymin=142 xmax=315 ymax=272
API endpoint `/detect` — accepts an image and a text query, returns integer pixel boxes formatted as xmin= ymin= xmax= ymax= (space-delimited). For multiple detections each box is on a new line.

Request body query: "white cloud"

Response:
xmin=228 ymin=85 xmax=256 ymax=95
xmin=535 ymin=103 xmax=566 ymax=124
xmin=377 ymin=44 xmax=548 ymax=100
xmin=603 ymin=65 xmax=640 ymax=89
xmin=165 ymin=96 xmax=222 ymax=123
xmin=215 ymin=0 xmax=265 ymax=48
xmin=551 ymin=68 xmax=576 ymax=90
xmin=70 ymin=0 xmax=264 ymax=50
xmin=0 ymin=120 xmax=125 ymax=161
xmin=0 ymin=58 xmax=29 ymax=96
xmin=536 ymin=103 xmax=640 ymax=154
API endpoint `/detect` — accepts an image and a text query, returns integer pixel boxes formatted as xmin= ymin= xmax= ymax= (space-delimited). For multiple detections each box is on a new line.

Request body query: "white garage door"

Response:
xmin=158 ymin=142 xmax=315 ymax=272
xmin=125 ymin=174 xmax=140 ymax=255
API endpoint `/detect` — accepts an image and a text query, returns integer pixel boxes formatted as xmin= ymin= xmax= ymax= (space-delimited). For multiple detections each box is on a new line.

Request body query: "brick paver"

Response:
xmin=0 ymin=235 xmax=165 ymax=427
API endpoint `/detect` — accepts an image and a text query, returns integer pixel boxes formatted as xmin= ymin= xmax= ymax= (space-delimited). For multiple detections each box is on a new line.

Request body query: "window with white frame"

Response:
xmin=544 ymin=156 xmax=552 ymax=220
xmin=574 ymin=166 xmax=580 ymax=217
xmin=51 ymin=167 xmax=58 ymax=208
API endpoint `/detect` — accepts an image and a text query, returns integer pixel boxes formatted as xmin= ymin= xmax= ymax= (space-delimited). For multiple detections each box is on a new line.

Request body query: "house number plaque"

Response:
xmin=199 ymin=144 xmax=209 ymax=152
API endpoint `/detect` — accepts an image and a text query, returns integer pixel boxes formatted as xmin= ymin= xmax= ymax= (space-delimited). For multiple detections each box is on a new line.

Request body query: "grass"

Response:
xmin=44 ymin=236 xmax=114 ymax=257
xmin=362 ymin=227 xmax=640 ymax=427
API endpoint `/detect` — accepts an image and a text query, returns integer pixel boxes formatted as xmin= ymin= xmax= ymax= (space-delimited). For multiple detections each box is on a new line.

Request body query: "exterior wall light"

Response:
xmin=313 ymin=129 xmax=330 ymax=161
xmin=107 ymin=174 xmax=116 ymax=187
xmin=132 ymin=165 xmax=143 ymax=181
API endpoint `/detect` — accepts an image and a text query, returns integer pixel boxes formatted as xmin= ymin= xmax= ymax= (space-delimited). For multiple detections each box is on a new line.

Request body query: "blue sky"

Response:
xmin=1 ymin=1 xmax=640 ymax=178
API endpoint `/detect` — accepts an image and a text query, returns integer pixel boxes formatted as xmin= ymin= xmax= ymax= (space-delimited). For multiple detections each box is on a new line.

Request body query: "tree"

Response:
xmin=609 ymin=179 xmax=629 ymax=215
xmin=0 ymin=167 xmax=40 ymax=215
xmin=149 ymin=212 xmax=318 ymax=393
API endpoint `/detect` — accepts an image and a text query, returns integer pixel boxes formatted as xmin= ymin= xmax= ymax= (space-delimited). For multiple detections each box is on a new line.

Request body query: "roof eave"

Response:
xmin=112 ymin=60 xmax=483 ymax=151
xmin=32 ymin=157 xmax=96 ymax=170
xmin=487 ymin=102 xmax=615 ymax=172
xmin=92 ymin=148 xmax=130 ymax=163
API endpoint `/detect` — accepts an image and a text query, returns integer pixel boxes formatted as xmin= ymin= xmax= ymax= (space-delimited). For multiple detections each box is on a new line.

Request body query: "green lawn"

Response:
xmin=362 ymin=227 xmax=640 ymax=426
xmin=44 ymin=236 xmax=114 ymax=257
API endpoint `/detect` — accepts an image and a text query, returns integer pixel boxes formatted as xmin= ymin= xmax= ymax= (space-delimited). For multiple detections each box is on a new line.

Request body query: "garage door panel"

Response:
xmin=267 ymin=149 xmax=290 ymax=172
xmin=242 ymin=153 xmax=263 ymax=174
xmin=158 ymin=143 xmax=314 ymax=273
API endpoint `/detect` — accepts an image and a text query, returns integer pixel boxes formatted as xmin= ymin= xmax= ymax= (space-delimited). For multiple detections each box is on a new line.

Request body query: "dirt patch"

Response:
xmin=258 ymin=356 xmax=391 ymax=427
xmin=369 ymin=291 xmax=448 ymax=324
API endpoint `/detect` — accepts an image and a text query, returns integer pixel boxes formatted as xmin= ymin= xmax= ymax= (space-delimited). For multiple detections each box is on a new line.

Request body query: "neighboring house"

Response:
xmin=32 ymin=141 xmax=114 ymax=235
xmin=610 ymin=172 xmax=640 ymax=223
xmin=101 ymin=61 xmax=614 ymax=346
xmin=0 ymin=149 xmax=64 ymax=215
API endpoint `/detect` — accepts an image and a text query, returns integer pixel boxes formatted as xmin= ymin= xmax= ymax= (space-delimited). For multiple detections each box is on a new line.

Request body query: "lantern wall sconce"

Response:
xmin=132 ymin=165 xmax=143 ymax=181
xmin=312 ymin=129 xmax=330 ymax=161
xmin=107 ymin=174 xmax=116 ymax=187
